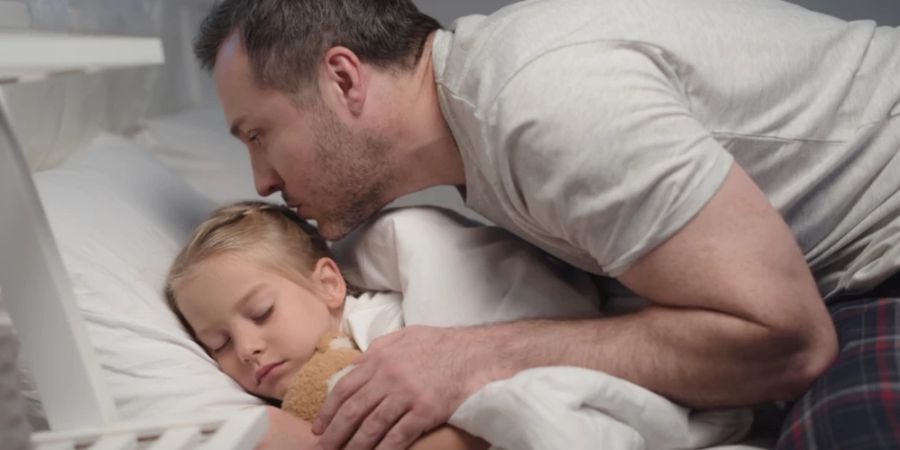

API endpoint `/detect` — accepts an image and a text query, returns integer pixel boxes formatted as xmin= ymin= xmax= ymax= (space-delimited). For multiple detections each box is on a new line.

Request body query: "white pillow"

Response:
xmin=333 ymin=206 xmax=603 ymax=326
xmin=30 ymin=133 xmax=264 ymax=421
xmin=334 ymin=207 xmax=603 ymax=350
xmin=133 ymin=108 xmax=270 ymax=204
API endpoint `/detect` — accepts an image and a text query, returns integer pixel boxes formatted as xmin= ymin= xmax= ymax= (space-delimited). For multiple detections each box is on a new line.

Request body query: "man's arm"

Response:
xmin=311 ymin=163 xmax=837 ymax=450
xmin=610 ymin=161 xmax=838 ymax=405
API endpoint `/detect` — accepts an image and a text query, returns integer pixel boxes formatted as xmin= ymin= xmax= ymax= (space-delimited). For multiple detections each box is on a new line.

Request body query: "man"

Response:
xmin=194 ymin=0 xmax=900 ymax=449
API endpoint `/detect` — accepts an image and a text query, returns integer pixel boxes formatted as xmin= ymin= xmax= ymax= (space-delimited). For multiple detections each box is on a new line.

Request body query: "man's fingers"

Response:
xmin=313 ymin=363 xmax=371 ymax=435
xmin=315 ymin=381 xmax=387 ymax=450
xmin=342 ymin=397 xmax=407 ymax=450
xmin=372 ymin=412 xmax=430 ymax=450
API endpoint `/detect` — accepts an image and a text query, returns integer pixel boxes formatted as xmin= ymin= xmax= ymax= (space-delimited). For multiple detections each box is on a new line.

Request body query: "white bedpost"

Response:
xmin=0 ymin=27 xmax=165 ymax=432
xmin=0 ymin=103 xmax=118 ymax=430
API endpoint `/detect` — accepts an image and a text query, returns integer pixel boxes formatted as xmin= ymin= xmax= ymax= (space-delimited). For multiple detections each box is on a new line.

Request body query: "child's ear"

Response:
xmin=312 ymin=257 xmax=347 ymax=309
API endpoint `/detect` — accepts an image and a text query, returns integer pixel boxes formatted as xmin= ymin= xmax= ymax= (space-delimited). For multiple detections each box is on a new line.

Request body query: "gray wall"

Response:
xmin=791 ymin=0 xmax=899 ymax=24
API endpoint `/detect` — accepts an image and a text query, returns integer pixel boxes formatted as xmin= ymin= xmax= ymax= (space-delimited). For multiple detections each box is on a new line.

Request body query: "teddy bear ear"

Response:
xmin=327 ymin=335 xmax=357 ymax=350
xmin=315 ymin=331 xmax=357 ymax=352
xmin=315 ymin=332 xmax=339 ymax=351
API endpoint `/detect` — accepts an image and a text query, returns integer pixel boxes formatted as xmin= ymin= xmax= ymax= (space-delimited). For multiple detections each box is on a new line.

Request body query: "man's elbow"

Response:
xmin=768 ymin=317 xmax=838 ymax=401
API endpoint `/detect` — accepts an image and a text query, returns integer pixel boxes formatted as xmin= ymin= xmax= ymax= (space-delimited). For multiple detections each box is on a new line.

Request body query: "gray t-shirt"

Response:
xmin=431 ymin=0 xmax=900 ymax=300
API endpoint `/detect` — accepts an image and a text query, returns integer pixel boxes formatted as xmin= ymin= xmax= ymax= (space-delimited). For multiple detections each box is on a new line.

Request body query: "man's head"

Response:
xmin=194 ymin=0 xmax=441 ymax=239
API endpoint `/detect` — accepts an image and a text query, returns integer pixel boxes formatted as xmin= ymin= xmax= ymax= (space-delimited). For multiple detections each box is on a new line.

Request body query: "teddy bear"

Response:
xmin=281 ymin=331 xmax=362 ymax=422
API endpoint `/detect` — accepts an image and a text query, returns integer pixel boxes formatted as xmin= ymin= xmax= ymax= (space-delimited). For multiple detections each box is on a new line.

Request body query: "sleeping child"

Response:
xmin=164 ymin=201 xmax=490 ymax=449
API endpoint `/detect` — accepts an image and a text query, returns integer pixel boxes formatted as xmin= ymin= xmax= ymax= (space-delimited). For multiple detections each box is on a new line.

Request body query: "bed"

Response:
xmin=0 ymin=108 xmax=775 ymax=450
xmin=0 ymin=2 xmax=779 ymax=449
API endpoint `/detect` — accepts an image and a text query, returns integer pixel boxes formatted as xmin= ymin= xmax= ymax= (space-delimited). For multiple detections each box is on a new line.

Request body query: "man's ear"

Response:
xmin=319 ymin=46 xmax=366 ymax=116
xmin=312 ymin=257 xmax=347 ymax=309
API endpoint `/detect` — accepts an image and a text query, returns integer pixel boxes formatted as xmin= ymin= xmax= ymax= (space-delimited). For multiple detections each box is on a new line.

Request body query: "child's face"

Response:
xmin=175 ymin=252 xmax=345 ymax=400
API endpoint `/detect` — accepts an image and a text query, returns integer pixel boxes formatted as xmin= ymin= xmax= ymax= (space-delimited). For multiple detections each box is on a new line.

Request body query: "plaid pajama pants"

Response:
xmin=776 ymin=275 xmax=900 ymax=450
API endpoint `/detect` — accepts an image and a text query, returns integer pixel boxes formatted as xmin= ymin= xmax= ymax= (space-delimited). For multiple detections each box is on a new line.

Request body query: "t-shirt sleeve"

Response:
xmin=485 ymin=42 xmax=733 ymax=276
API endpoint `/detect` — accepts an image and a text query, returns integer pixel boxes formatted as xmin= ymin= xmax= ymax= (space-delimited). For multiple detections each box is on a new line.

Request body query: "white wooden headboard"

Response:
xmin=0 ymin=0 xmax=218 ymax=172
xmin=0 ymin=98 xmax=118 ymax=430
xmin=0 ymin=4 xmax=270 ymax=448
xmin=0 ymin=27 xmax=164 ymax=431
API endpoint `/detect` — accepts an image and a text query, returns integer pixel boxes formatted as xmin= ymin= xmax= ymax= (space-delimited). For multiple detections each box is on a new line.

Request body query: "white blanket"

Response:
xmin=450 ymin=367 xmax=752 ymax=450
xmin=334 ymin=207 xmax=756 ymax=450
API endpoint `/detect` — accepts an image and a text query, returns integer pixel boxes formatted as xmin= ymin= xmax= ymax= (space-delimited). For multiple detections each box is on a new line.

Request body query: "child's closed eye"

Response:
xmin=211 ymin=337 xmax=231 ymax=354
xmin=254 ymin=305 xmax=274 ymax=322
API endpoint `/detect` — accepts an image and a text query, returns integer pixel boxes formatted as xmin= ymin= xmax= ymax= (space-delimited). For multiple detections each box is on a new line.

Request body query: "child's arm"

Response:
xmin=258 ymin=406 xmax=319 ymax=450
xmin=410 ymin=425 xmax=489 ymax=450
xmin=262 ymin=406 xmax=487 ymax=450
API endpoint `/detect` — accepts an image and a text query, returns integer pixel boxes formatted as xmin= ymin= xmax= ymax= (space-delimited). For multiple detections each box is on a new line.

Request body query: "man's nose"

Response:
xmin=249 ymin=154 xmax=283 ymax=197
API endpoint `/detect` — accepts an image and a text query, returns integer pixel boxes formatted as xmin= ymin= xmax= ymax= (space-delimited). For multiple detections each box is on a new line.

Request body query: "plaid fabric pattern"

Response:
xmin=776 ymin=295 xmax=900 ymax=450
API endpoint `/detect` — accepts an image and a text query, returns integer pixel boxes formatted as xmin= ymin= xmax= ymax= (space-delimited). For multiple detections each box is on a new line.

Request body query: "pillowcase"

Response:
xmin=132 ymin=107 xmax=269 ymax=204
xmin=335 ymin=207 xmax=604 ymax=350
xmin=28 ymin=133 xmax=264 ymax=422
xmin=333 ymin=206 xmax=603 ymax=327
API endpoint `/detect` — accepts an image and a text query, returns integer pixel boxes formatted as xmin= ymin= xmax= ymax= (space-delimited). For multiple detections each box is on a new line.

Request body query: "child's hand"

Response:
xmin=257 ymin=406 xmax=319 ymax=450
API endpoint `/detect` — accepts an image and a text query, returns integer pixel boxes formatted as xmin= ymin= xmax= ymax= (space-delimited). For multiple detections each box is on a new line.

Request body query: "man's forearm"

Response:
xmin=468 ymin=305 xmax=821 ymax=408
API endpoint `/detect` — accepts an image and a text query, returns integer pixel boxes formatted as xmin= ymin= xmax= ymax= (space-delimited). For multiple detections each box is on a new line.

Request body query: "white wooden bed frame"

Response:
xmin=0 ymin=28 xmax=268 ymax=450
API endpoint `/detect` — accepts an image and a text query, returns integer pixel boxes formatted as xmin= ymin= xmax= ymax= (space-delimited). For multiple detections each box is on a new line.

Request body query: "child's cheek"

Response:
xmin=276 ymin=367 xmax=302 ymax=400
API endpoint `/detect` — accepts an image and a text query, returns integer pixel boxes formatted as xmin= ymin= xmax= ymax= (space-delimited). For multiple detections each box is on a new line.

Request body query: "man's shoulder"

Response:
xmin=436 ymin=1 xmax=602 ymax=106
xmin=435 ymin=0 xmax=682 ymax=115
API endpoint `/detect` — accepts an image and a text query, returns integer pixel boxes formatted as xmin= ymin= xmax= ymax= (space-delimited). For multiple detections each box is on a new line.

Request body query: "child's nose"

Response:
xmin=236 ymin=335 xmax=265 ymax=363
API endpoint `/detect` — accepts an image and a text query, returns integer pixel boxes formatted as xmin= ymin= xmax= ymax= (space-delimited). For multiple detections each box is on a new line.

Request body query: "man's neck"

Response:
xmin=388 ymin=32 xmax=466 ymax=196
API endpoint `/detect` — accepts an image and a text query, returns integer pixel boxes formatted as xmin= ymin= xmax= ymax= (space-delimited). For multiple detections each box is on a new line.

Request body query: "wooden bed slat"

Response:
xmin=89 ymin=433 xmax=138 ymax=450
xmin=146 ymin=426 xmax=202 ymax=450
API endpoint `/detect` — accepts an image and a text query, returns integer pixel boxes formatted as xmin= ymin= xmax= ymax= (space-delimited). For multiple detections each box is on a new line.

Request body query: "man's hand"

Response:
xmin=258 ymin=406 xmax=319 ymax=450
xmin=312 ymin=325 xmax=493 ymax=450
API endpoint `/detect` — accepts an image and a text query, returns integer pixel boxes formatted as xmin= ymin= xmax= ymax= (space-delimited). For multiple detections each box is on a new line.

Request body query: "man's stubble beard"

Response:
xmin=310 ymin=105 xmax=395 ymax=241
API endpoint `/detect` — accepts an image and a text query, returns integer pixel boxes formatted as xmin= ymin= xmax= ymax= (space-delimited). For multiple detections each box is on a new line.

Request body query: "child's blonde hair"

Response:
xmin=165 ymin=201 xmax=355 ymax=337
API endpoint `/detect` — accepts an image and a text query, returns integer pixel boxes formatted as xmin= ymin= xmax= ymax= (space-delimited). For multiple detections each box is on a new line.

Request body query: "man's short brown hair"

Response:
xmin=194 ymin=0 xmax=442 ymax=93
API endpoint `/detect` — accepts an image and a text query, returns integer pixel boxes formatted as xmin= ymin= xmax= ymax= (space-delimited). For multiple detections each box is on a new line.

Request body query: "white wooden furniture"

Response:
xmin=0 ymin=30 xmax=164 ymax=84
xmin=30 ymin=408 xmax=268 ymax=450
xmin=0 ymin=42 xmax=120 ymax=433
xmin=0 ymin=29 xmax=267 ymax=450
